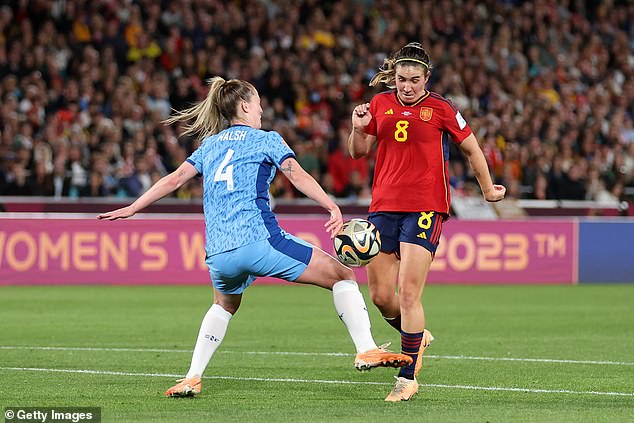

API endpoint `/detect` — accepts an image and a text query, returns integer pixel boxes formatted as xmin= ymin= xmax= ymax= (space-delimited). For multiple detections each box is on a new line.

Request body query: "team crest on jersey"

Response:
xmin=420 ymin=107 xmax=433 ymax=121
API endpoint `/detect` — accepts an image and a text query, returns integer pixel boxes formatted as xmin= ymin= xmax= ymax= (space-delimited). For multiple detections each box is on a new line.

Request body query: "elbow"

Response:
xmin=166 ymin=174 xmax=184 ymax=191
xmin=349 ymin=148 xmax=367 ymax=159
xmin=288 ymin=170 xmax=312 ymax=191
xmin=287 ymin=172 xmax=303 ymax=187
xmin=460 ymin=145 xmax=476 ymax=160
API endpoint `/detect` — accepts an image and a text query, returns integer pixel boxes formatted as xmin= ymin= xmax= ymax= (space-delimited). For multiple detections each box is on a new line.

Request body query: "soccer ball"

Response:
xmin=333 ymin=219 xmax=381 ymax=267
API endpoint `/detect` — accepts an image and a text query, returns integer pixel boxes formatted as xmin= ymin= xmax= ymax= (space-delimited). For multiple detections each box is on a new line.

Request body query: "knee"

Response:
xmin=325 ymin=267 xmax=355 ymax=290
xmin=223 ymin=305 xmax=239 ymax=315
xmin=369 ymin=287 xmax=394 ymax=311
xmin=398 ymin=284 xmax=422 ymax=310
xmin=337 ymin=266 xmax=355 ymax=282
xmin=326 ymin=258 xmax=355 ymax=283
xmin=399 ymin=294 xmax=420 ymax=310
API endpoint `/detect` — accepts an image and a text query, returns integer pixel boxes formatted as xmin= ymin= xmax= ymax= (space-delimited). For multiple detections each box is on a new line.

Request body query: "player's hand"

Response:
xmin=351 ymin=103 xmax=372 ymax=130
xmin=97 ymin=206 xmax=136 ymax=220
xmin=324 ymin=206 xmax=344 ymax=239
xmin=484 ymin=185 xmax=506 ymax=202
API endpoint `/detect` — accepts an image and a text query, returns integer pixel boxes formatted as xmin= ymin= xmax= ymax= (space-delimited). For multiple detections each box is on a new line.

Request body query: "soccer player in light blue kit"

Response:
xmin=98 ymin=77 xmax=411 ymax=398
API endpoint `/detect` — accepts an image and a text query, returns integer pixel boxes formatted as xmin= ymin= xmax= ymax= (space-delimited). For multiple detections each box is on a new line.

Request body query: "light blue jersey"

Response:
xmin=186 ymin=124 xmax=295 ymax=256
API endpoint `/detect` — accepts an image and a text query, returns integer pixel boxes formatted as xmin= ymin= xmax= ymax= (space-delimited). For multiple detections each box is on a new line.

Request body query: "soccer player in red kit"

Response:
xmin=348 ymin=42 xmax=506 ymax=401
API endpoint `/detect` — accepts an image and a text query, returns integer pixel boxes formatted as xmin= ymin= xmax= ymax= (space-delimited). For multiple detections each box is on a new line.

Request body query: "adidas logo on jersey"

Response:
xmin=384 ymin=109 xmax=394 ymax=115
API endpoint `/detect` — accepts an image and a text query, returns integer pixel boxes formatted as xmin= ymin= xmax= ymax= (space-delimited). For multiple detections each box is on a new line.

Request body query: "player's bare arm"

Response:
xmin=280 ymin=159 xmax=294 ymax=177
xmin=97 ymin=161 xmax=199 ymax=220
xmin=459 ymin=134 xmax=506 ymax=202
xmin=348 ymin=103 xmax=377 ymax=159
xmin=280 ymin=157 xmax=343 ymax=237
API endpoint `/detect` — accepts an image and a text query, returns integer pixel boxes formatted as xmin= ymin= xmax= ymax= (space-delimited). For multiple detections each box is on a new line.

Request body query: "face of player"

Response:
xmin=243 ymin=89 xmax=263 ymax=129
xmin=395 ymin=64 xmax=429 ymax=104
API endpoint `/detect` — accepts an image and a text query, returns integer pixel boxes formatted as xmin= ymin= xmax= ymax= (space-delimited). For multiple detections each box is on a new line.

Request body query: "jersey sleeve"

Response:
xmin=440 ymin=100 xmax=472 ymax=143
xmin=264 ymin=131 xmax=296 ymax=168
xmin=364 ymin=96 xmax=378 ymax=136
xmin=185 ymin=145 xmax=204 ymax=175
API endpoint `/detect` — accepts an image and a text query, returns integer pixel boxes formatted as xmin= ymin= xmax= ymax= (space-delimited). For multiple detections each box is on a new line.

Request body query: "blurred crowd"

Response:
xmin=0 ymin=0 xmax=632 ymax=204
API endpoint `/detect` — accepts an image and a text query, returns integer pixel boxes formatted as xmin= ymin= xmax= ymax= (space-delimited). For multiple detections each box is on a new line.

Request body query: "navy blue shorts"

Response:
xmin=368 ymin=211 xmax=444 ymax=256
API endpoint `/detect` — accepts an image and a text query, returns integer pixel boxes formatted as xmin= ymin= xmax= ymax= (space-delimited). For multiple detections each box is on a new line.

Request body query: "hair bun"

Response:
xmin=404 ymin=42 xmax=424 ymax=50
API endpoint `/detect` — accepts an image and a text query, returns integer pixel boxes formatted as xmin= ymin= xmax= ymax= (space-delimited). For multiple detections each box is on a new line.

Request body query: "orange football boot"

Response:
xmin=414 ymin=329 xmax=434 ymax=378
xmin=165 ymin=376 xmax=202 ymax=397
xmin=354 ymin=343 xmax=413 ymax=371
xmin=385 ymin=376 xmax=419 ymax=402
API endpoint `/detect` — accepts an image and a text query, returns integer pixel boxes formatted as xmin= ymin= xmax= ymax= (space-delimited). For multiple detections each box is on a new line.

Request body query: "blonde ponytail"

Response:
xmin=369 ymin=57 xmax=397 ymax=88
xmin=164 ymin=76 xmax=256 ymax=143
xmin=163 ymin=77 xmax=226 ymax=141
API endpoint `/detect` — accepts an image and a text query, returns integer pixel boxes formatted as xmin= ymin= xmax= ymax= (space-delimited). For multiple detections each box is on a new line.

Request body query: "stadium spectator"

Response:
xmin=0 ymin=0 xmax=631 ymax=209
xmin=327 ymin=128 xmax=369 ymax=198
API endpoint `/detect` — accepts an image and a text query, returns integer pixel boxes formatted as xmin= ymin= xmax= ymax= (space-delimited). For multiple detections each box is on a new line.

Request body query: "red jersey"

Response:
xmin=365 ymin=90 xmax=472 ymax=214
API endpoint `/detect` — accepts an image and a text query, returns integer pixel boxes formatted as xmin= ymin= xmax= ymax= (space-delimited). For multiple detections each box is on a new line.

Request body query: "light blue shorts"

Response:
xmin=207 ymin=231 xmax=313 ymax=294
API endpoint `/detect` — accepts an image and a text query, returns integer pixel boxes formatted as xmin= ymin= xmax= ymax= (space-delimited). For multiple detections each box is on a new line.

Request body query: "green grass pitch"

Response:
xmin=1 ymin=284 xmax=633 ymax=422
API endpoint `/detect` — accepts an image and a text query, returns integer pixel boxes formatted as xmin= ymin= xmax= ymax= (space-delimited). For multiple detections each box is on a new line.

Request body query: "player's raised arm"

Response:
xmin=348 ymin=103 xmax=377 ymax=159
xmin=97 ymin=161 xmax=200 ymax=220
xmin=279 ymin=156 xmax=343 ymax=237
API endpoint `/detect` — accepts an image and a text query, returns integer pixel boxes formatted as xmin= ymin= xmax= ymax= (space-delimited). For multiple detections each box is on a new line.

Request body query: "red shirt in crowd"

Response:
xmin=328 ymin=147 xmax=368 ymax=195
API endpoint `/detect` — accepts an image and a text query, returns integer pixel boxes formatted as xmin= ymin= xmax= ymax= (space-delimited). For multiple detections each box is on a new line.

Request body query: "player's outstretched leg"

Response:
xmin=296 ymin=250 xmax=413 ymax=371
xmin=332 ymin=280 xmax=412 ymax=371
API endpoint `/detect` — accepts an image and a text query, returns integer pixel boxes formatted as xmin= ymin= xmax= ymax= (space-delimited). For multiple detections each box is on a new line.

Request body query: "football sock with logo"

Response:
xmin=384 ymin=315 xmax=402 ymax=332
xmin=185 ymin=304 xmax=233 ymax=378
xmin=398 ymin=330 xmax=424 ymax=380
xmin=332 ymin=280 xmax=377 ymax=353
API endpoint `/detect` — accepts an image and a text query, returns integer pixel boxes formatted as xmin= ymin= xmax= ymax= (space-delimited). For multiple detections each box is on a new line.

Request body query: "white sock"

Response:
xmin=185 ymin=304 xmax=233 ymax=378
xmin=332 ymin=280 xmax=377 ymax=353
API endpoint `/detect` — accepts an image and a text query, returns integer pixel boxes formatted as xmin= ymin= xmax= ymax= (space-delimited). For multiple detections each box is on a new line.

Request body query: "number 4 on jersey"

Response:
xmin=214 ymin=149 xmax=235 ymax=190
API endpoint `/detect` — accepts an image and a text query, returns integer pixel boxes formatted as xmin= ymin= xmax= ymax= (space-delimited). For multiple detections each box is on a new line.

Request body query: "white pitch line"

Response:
xmin=424 ymin=354 xmax=634 ymax=366
xmin=0 ymin=366 xmax=632 ymax=397
xmin=0 ymin=346 xmax=193 ymax=354
xmin=1 ymin=345 xmax=633 ymax=366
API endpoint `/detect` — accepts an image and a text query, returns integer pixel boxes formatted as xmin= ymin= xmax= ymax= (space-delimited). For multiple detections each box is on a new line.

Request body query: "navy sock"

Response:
xmin=398 ymin=330 xmax=424 ymax=380
xmin=384 ymin=315 xmax=401 ymax=332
